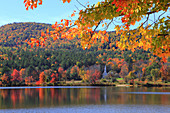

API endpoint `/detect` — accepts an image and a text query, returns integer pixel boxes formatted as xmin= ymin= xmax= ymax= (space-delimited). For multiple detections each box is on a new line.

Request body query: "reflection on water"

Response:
xmin=0 ymin=87 xmax=169 ymax=109
xmin=1 ymin=105 xmax=170 ymax=113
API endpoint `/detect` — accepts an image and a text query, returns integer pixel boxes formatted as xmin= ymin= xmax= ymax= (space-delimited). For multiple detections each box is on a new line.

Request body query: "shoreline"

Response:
xmin=0 ymin=82 xmax=170 ymax=88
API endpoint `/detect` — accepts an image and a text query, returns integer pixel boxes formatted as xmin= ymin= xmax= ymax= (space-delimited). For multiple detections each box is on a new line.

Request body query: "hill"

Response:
xmin=0 ymin=22 xmax=169 ymax=86
xmin=0 ymin=22 xmax=52 ymax=47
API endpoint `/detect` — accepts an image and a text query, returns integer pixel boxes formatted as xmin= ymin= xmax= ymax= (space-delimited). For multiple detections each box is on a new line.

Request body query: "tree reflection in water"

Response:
xmin=0 ymin=87 xmax=169 ymax=109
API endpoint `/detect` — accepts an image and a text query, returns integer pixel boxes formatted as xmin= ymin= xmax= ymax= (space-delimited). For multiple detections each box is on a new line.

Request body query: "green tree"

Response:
xmin=151 ymin=68 xmax=160 ymax=81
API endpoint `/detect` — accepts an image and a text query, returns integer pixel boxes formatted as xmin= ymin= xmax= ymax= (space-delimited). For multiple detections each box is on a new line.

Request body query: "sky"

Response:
xmin=0 ymin=0 xmax=169 ymax=31
xmin=0 ymin=0 xmax=100 ymax=26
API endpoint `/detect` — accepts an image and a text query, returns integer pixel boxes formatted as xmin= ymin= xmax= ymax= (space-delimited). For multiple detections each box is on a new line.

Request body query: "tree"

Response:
xmin=86 ymin=69 xmax=101 ymax=84
xmin=126 ymin=71 xmax=136 ymax=83
xmin=119 ymin=62 xmax=129 ymax=78
xmin=160 ymin=64 xmax=170 ymax=82
xmin=151 ymin=68 xmax=160 ymax=81
xmin=11 ymin=69 xmax=22 ymax=84
xmin=44 ymin=69 xmax=52 ymax=82
xmin=62 ymin=70 xmax=67 ymax=82
xmin=25 ymin=76 xmax=34 ymax=85
xmin=25 ymin=0 xmax=169 ymax=61
xmin=39 ymin=71 xmax=46 ymax=85
xmin=20 ymin=68 xmax=27 ymax=79
xmin=50 ymin=73 xmax=58 ymax=84
xmin=70 ymin=65 xmax=80 ymax=80
xmin=58 ymin=67 xmax=64 ymax=81
xmin=1 ymin=73 xmax=10 ymax=86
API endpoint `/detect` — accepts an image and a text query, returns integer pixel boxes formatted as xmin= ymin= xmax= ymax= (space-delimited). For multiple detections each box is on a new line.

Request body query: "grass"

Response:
xmin=116 ymin=78 xmax=124 ymax=80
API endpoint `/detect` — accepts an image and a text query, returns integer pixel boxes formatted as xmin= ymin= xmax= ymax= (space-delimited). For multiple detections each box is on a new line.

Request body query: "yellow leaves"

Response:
xmin=139 ymin=41 xmax=143 ymax=47
xmin=46 ymin=29 xmax=49 ymax=34
xmin=95 ymin=2 xmax=100 ymax=7
xmin=114 ymin=25 xmax=121 ymax=31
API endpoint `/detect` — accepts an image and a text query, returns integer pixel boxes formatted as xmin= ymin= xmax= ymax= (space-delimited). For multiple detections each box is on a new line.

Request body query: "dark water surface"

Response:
xmin=0 ymin=86 xmax=170 ymax=113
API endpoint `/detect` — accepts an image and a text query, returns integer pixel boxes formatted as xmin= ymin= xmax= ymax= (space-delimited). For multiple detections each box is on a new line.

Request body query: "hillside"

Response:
xmin=0 ymin=22 xmax=169 ymax=86
xmin=0 ymin=22 xmax=52 ymax=47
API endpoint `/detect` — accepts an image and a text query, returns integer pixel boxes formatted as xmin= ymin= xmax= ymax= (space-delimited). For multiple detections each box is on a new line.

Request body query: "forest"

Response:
xmin=0 ymin=22 xmax=169 ymax=86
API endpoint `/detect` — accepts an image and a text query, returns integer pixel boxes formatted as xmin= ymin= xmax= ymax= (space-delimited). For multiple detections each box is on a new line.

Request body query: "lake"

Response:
xmin=0 ymin=86 xmax=170 ymax=113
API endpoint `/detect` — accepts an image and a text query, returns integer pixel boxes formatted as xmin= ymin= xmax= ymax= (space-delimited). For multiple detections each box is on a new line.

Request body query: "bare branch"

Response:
xmin=74 ymin=5 xmax=80 ymax=11
xmin=76 ymin=0 xmax=86 ymax=8
xmin=139 ymin=14 xmax=150 ymax=29
xmin=105 ymin=19 xmax=114 ymax=30
xmin=146 ymin=11 xmax=166 ymax=29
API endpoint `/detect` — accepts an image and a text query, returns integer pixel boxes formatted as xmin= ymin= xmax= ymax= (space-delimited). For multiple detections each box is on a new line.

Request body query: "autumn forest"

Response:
xmin=0 ymin=22 xmax=169 ymax=86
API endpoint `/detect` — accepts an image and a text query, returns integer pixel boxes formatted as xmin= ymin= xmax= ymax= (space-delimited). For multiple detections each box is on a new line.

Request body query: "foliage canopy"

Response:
xmin=24 ymin=0 xmax=169 ymax=61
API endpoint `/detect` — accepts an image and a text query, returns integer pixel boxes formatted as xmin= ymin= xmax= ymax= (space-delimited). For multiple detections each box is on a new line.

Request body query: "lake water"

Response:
xmin=0 ymin=86 xmax=170 ymax=113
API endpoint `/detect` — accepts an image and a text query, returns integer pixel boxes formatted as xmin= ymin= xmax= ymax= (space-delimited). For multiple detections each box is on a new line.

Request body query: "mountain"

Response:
xmin=0 ymin=22 xmax=52 ymax=47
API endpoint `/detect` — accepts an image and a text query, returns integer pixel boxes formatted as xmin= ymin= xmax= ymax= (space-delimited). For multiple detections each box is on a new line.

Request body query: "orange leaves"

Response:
xmin=41 ymin=32 xmax=45 ymax=37
xmin=62 ymin=0 xmax=71 ymax=3
xmin=53 ymin=36 xmax=58 ymax=41
xmin=29 ymin=37 xmax=46 ymax=48
xmin=24 ymin=0 xmax=42 ymax=10
xmin=102 ymin=24 xmax=105 ymax=27
xmin=71 ymin=11 xmax=75 ymax=17
xmin=162 ymin=56 xmax=167 ymax=63
xmin=130 ymin=21 xmax=136 ymax=26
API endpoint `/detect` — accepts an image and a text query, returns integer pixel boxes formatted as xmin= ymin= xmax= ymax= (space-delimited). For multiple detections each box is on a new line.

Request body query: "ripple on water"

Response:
xmin=0 ymin=105 xmax=170 ymax=113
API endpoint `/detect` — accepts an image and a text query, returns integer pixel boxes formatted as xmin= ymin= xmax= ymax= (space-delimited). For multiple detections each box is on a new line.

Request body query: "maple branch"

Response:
xmin=146 ymin=3 xmax=169 ymax=15
xmin=93 ymin=21 xmax=102 ymax=32
xmin=53 ymin=24 xmax=76 ymax=34
xmin=158 ymin=34 xmax=169 ymax=36
xmin=89 ymin=21 xmax=102 ymax=41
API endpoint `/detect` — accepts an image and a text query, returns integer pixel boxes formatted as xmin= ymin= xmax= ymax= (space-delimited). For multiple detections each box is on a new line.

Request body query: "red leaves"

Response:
xmin=31 ymin=5 xmax=34 ymax=10
xmin=116 ymin=7 xmax=122 ymax=12
xmin=64 ymin=19 xmax=69 ymax=26
xmin=26 ymin=6 xmax=29 ymax=11
xmin=50 ymin=73 xmax=58 ymax=83
xmin=162 ymin=56 xmax=167 ymax=63
xmin=39 ymin=0 xmax=43 ymax=5
xmin=39 ymin=72 xmax=46 ymax=85
xmin=58 ymin=67 xmax=64 ymax=74
xmin=11 ymin=69 xmax=22 ymax=82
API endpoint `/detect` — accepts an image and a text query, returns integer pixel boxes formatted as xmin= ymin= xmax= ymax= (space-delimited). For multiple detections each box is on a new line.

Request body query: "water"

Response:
xmin=0 ymin=86 xmax=170 ymax=113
